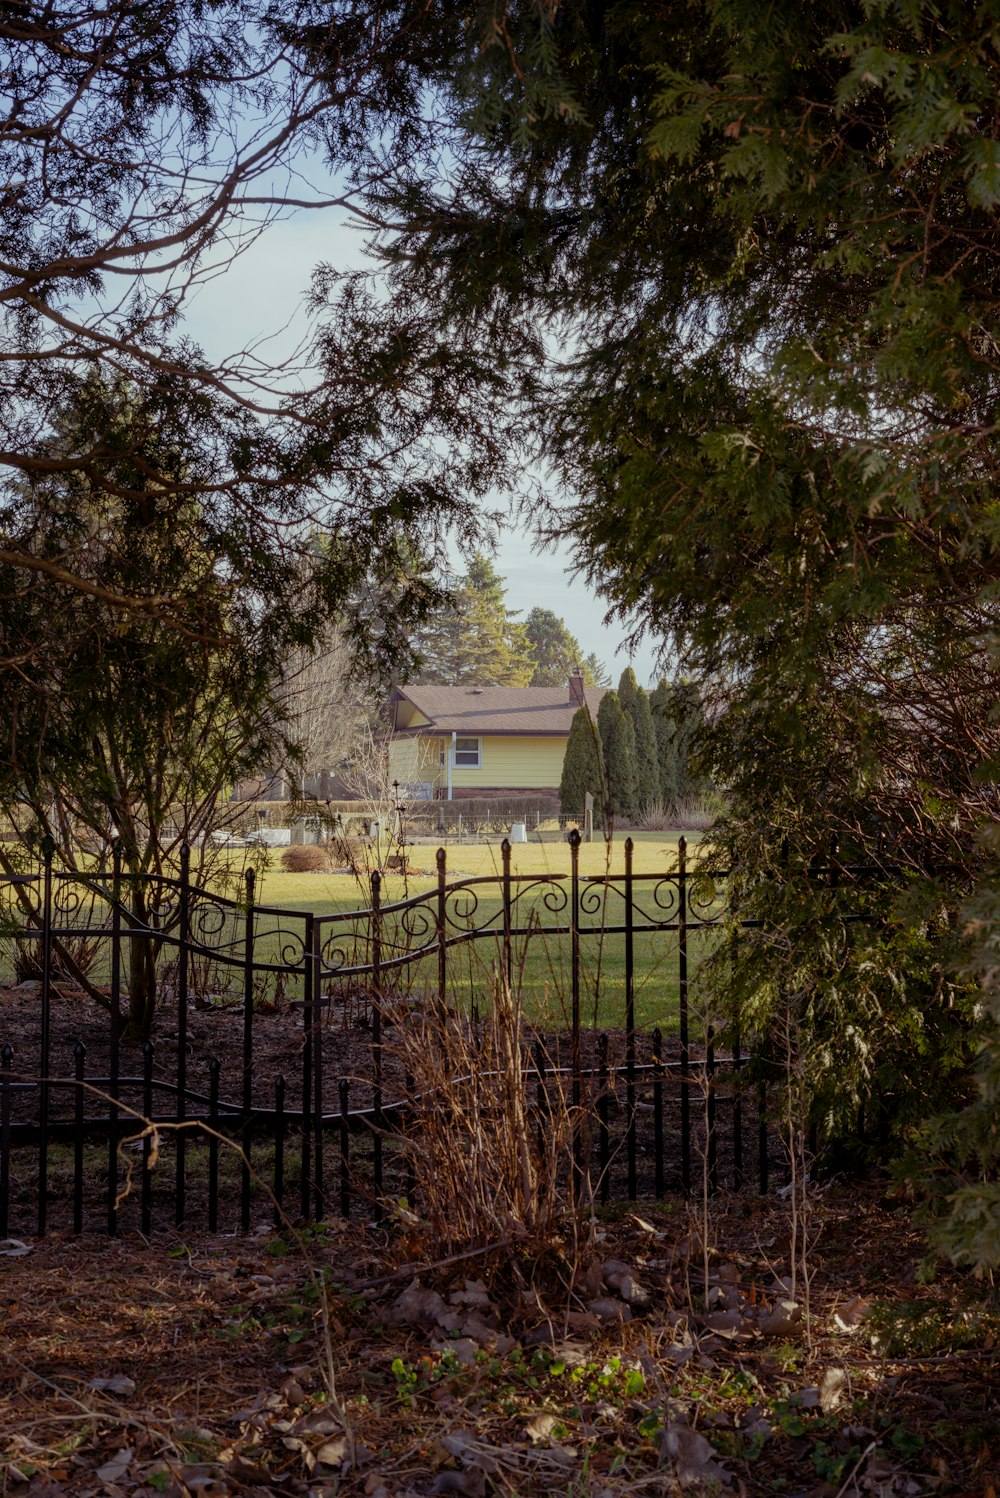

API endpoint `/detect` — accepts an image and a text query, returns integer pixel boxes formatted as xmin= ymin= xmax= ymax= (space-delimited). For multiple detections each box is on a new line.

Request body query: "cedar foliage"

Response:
xmin=413 ymin=553 xmax=534 ymax=686
xmin=559 ymin=706 xmax=603 ymax=817
xmin=597 ymin=691 xmax=637 ymax=821
xmin=617 ymin=667 xmax=658 ymax=814
xmin=525 ymin=607 xmax=589 ymax=687
xmin=350 ymin=0 xmax=1000 ymax=1259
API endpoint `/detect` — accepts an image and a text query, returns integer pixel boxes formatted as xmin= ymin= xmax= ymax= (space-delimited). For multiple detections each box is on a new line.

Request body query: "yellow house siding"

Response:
xmin=451 ymin=735 xmax=565 ymax=789
xmin=391 ymin=732 xmax=568 ymax=791
xmin=394 ymin=701 xmax=432 ymax=729
xmin=389 ymin=735 xmax=444 ymax=787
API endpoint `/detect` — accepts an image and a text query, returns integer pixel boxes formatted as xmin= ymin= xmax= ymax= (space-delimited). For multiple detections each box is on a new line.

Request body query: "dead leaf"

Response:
xmin=88 ymin=1376 xmax=137 ymax=1398
xmin=448 ymin=1279 xmax=493 ymax=1310
xmin=660 ymin=1419 xmax=732 ymax=1489
xmin=0 ymin=1239 xmax=32 ymax=1258
xmin=820 ymin=1367 xmax=847 ymax=1413
xmin=386 ymin=1279 xmax=450 ymax=1328
xmin=588 ymin=1297 xmax=632 ymax=1324
xmin=833 ymin=1295 xmax=871 ymax=1332
xmin=95 ymin=1447 xmax=134 ymax=1485
xmin=431 ymin=1336 xmax=478 ymax=1365
xmin=525 ymin=1413 xmax=558 ymax=1444
xmin=702 ymin=1309 xmax=743 ymax=1333
xmin=438 ymin=1431 xmax=500 ymax=1480
xmin=426 ymin=1472 xmax=485 ymax=1498
xmin=292 ymin=1407 xmax=343 ymax=1437
xmin=313 ymin=1437 xmax=348 ymax=1468
xmin=605 ymin=1271 xmax=652 ymax=1307
xmin=758 ymin=1299 xmax=802 ymax=1338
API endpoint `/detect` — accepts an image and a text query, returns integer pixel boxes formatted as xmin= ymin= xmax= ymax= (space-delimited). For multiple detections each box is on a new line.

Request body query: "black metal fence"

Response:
xmin=0 ymin=832 xmax=871 ymax=1237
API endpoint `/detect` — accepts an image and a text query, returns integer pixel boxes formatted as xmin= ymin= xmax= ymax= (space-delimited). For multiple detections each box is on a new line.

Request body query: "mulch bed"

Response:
xmin=0 ymin=1186 xmax=996 ymax=1496
xmin=0 ymin=982 xmax=780 ymax=1239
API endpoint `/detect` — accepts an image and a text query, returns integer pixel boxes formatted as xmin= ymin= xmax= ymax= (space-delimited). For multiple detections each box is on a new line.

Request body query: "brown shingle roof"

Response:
xmin=390 ymin=683 xmax=607 ymax=736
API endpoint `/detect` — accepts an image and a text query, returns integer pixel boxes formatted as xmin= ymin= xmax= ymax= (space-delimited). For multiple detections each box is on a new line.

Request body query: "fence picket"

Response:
xmin=0 ymin=836 xmax=885 ymax=1236
xmin=625 ymin=836 xmax=637 ymax=1202
xmin=274 ymin=1074 xmax=285 ymax=1226
xmin=176 ymin=842 xmax=190 ymax=1227
xmin=142 ymin=1040 xmax=154 ymax=1234
xmin=300 ymin=914 xmax=312 ymax=1221
xmin=678 ymin=835 xmax=690 ymax=1197
xmin=2 ymin=1043 xmax=12 ymax=1237
xmin=312 ymin=915 xmax=324 ymax=1221
xmin=73 ymin=1041 xmax=84 ymax=1233
xmin=107 ymin=839 xmax=122 ymax=1238
xmin=38 ymin=838 xmax=53 ymax=1236
xmin=241 ymin=867 xmax=256 ymax=1234
xmin=371 ymin=870 xmax=383 ymax=1220
xmin=339 ymin=1077 xmax=350 ymax=1220
xmin=208 ymin=1057 xmax=220 ymax=1233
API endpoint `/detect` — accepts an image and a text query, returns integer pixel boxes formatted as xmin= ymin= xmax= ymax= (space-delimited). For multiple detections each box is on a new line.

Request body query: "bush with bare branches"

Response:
xmin=392 ymin=979 xmax=578 ymax=1253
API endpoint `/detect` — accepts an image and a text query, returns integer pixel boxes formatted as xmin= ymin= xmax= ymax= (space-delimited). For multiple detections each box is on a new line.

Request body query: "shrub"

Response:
xmin=634 ymin=793 xmax=722 ymax=832
xmin=635 ymin=796 xmax=672 ymax=831
xmin=598 ymin=691 xmax=638 ymax=819
xmin=393 ymin=978 xmax=576 ymax=1252
xmin=329 ymin=834 xmax=367 ymax=872
xmin=560 ymin=708 xmax=603 ymax=818
xmin=280 ymin=845 xmax=331 ymax=872
xmin=673 ymin=793 xmax=723 ymax=831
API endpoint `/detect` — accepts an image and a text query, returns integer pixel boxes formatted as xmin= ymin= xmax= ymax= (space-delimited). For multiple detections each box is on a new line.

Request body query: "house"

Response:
xmin=388 ymin=673 xmax=607 ymax=799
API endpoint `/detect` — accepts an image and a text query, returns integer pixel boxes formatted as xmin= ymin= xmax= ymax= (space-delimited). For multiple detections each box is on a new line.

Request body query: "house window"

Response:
xmin=454 ymin=736 xmax=481 ymax=768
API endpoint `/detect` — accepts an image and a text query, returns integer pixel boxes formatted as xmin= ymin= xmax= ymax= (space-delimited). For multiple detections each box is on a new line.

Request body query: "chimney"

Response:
xmin=568 ymin=667 xmax=585 ymax=707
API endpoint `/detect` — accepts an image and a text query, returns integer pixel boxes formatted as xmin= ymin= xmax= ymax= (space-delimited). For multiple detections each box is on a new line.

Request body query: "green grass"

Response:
xmin=0 ymin=831 xmax=721 ymax=1034
xmin=252 ymin=828 xmax=707 ymax=904
xmin=246 ymin=832 xmax=720 ymax=1033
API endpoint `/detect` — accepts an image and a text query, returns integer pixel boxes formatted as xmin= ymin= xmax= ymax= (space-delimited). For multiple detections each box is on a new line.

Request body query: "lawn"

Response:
xmin=0 ymin=832 xmax=721 ymax=1035
xmin=246 ymin=831 xmax=719 ymax=1034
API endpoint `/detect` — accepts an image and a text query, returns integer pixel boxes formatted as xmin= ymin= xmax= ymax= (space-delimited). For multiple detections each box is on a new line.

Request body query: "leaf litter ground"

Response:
xmin=0 ymin=1184 xmax=997 ymax=1498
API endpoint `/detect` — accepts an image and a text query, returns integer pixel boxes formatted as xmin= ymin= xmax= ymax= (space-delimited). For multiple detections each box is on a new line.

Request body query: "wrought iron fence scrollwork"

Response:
xmin=318 ymin=931 xmax=364 ymax=977
xmin=686 ymin=870 xmax=727 ymax=925
xmin=578 ymin=880 xmax=609 ymax=924
xmin=633 ymin=875 xmax=683 ymax=927
xmin=142 ymin=878 xmax=182 ymax=933
xmin=395 ymin=900 xmax=435 ymax=949
xmin=0 ymin=834 xmax=893 ymax=1238
xmin=441 ymin=879 xmax=484 ymax=934
xmin=509 ymin=874 xmax=568 ymax=922
xmin=274 ymin=931 xmax=308 ymax=970
xmin=188 ymin=892 xmax=234 ymax=955
xmin=50 ymin=876 xmax=96 ymax=928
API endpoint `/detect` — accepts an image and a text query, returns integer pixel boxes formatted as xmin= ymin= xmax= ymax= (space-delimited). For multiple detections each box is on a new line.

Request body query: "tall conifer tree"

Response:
xmin=597 ymin=691 xmax=638 ymax=820
xmin=559 ymin=706 xmax=603 ymax=817
xmin=618 ymin=667 xmax=659 ymax=813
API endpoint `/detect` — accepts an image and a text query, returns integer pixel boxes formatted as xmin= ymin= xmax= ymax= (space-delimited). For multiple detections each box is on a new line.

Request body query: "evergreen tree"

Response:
xmin=524 ymin=606 xmax=588 ymax=686
xmin=671 ymin=682 xmax=704 ymax=800
xmin=559 ymin=706 xmax=603 ymax=817
xmin=582 ymin=651 xmax=612 ymax=689
xmin=413 ymin=554 xmax=534 ymax=685
xmin=597 ymin=691 xmax=638 ymax=821
xmin=649 ymin=681 xmax=681 ymax=804
xmin=649 ymin=680 xmax=705 ymax=803
xmin=354 ymin=0 xmax=1000 ymax=1256
xmin=618 ymin=667 xmax=659 ymax=813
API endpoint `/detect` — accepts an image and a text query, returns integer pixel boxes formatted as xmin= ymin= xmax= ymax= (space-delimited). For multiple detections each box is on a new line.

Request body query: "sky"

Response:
xmin=183 ymin=206 xmax=663 ymax=688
